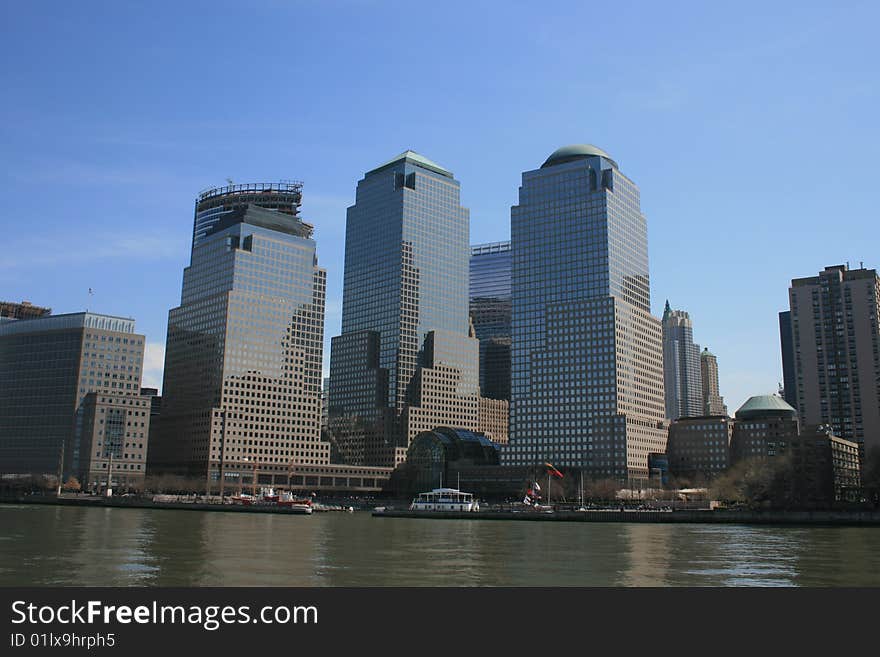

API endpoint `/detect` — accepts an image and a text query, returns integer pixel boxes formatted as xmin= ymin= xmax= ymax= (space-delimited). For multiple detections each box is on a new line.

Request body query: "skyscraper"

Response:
xmin=662 ymin=301 xmax=703 ymax=420
xmin=787 ymin=264 xmax=880 ymax=454
xmin=328 ymin=151 xmax=507 ymax=466
xmin=470 ymin=241 xmax=512 ymax=401
xmin=778 ymin=310 xmax=797 ymax=408
xmin=192 ymin=181 xmax=306 ymax=249
xmin=700 ymin=347 xmax=728 ymax=416
xmin=0 ymin=312 xmax=150 ymax=488
xmin=150 ymin=183 xmax=330 ymax=487
xmin=502 ymin=144 xmax=666 ymax=481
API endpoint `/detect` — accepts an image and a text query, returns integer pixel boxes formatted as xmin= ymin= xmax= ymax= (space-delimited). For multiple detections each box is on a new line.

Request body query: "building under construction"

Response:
xmin=192 ymin=181 xmax=311 ymax=248
xmin=0 ymin=300 xmax=51 ymax=321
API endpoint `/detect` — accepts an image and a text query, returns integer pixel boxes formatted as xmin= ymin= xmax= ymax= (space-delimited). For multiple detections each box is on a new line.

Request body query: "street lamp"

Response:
xmin=103 ymin=433 xmax=120 ymax=497
xmin=287 ymin=459 xmax=297 ymax=493
xmin=216 ymin=411 xmax=228 ymax=501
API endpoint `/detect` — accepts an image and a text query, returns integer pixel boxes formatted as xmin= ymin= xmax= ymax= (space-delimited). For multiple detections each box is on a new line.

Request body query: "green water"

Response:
xmin=2 ymin=505 xmax=879 ymax=586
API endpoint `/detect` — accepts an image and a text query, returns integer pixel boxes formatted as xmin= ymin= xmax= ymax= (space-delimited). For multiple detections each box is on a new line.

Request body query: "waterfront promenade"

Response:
xmin=3 ymin=494 xmax=880 ymax=526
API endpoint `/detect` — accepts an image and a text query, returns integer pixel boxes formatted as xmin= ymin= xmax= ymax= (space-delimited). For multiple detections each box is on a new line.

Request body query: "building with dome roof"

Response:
xmin=502 ymin=144 xmax=666 ymax=482
xmin=728 ymin=394 xmax=861 ymax=504
xmin=730 ymin=394 xmax=800 ymax=463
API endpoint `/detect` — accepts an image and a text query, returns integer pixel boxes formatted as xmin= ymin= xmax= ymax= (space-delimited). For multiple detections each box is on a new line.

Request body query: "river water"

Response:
xmin=2 ymin=505 xmax=879 ymax=586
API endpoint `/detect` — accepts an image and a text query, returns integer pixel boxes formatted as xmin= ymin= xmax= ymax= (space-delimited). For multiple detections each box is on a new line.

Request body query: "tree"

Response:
xmin=62 ymin=476 xmax=81 ymax=492
xmin=709 ymin=456 xmax=795 ymax=509
xmin=584 ymin=478 xmax=620 ymax=502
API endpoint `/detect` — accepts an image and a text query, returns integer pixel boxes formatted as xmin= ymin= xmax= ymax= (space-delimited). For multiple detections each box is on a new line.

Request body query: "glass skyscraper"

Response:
xmin=470 ymin=241 xmax=511 ymax=401
xmin=192 ymin=181 xmax=306 ymax=249
xmin=502 ymin=144 xmax=666 ymax=481
xmin=328 ymin=151 xmax=507 ymax=466
xmin=662 ymin=301 xmax=703 ymax=420
xmin=150 ymin=184 xmax=329 ymax=487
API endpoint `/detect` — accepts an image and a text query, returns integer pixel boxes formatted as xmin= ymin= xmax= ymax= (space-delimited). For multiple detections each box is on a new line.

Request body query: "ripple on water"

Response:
xmin=3 ymin=508 xmax=880 ymax=586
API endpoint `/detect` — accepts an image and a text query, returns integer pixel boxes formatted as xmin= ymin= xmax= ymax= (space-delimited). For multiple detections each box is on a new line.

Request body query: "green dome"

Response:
xmin=735 ymin=395 xmax=797 ymax=420
xmin=701 ymin=347 xmax=715 ymax=358
xmin=541 ymin=144 xmax=617 ymax=169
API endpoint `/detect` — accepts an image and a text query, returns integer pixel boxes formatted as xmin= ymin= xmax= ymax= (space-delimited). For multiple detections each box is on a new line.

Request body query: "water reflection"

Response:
xmin=2 ymin=506 xmax=880 ymax=586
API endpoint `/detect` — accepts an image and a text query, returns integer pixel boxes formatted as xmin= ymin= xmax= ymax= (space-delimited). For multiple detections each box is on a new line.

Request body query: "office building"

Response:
xmin=328 ymin=151 xmax=507 ymax=467
xmin=787 ymin=264 xmax=880 ymax=453
xmin=79 ymin=391 xmax=152 ymax=490
xmin=700 ymin=348 xmax=728 ymax=416
xmin=730 ymin=394 xmax=800 ymax=463
xmin=192 ymin=181 xmax=306 ymax=249
xmin=150 ymin=183 xmax=331 ymax=488
xmin=662 ymin=302 xmax=703 ymax=419
xmin=470 ymin=241 xmax=512 ymax=401
xmin=0 ymin=312 xmax=148 ymax=482
xmin=503 ymin=144 xmax=666 ymax=481
xmin=666 ymin=415 xmax=733 ymax=482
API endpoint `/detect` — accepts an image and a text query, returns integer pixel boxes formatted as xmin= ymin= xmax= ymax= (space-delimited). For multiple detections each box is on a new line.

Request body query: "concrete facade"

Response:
xmin=788 ymin=265 xmax=880 ymax=454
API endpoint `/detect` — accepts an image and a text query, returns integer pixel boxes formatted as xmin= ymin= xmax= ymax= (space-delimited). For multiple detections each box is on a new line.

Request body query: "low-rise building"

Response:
xmin=730 ymin=395 xmax=800 ymax=463
xmin=789 ymin=425 xmax=861 ymax=505
xmin=80 ymin=392 xmax=152 ymax=491
xmin=666 ymin=415 xmax=733 ymax=482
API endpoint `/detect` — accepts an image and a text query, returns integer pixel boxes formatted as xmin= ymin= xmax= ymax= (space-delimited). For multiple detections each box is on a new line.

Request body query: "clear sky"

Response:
xmin=2 ymin=1 xmax=878 ymax=412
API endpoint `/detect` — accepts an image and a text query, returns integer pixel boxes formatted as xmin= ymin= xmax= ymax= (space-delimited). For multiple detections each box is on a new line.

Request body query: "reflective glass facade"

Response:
xmin=470 ymin=242 xmax=512 ymax=401
xmin=329 ymin=152 xmax=506 ymax=465
xmin=192 ymin=181 xmax=306 ymax=249
xmin=503 ymin=147 xmax=666 ymax=480
xmin=152 ymin=199 xmax=329 ymax=484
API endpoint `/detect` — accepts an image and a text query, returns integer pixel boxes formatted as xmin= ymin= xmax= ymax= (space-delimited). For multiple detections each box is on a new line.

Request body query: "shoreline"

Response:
xmin=372 ymin=508 xmax=880 ymax=526
xmin=5 ymin=496 xmax=880 ymax=526
xmin=0 ymin=495 xmax=336 ymax=515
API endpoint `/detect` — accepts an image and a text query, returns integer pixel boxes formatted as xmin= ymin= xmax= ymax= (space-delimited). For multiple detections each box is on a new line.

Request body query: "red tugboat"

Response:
xmin=231 ymin=487 xmax=312 ymax=514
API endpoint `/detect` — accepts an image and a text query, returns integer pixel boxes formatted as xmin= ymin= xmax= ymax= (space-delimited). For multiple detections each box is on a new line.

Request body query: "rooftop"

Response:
xmin=0 ymin=312 xmax=137 ymax=337
xmin=735 ymin=394 xmax=797 ymax=420
xmin=367 ymin=150 xmax=453 ymax=178
xmin=541 ymin=144 xmax=618 ymax=169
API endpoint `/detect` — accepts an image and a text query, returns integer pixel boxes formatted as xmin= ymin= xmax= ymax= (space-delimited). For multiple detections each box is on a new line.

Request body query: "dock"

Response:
xmin=372 ymin=507 xmax=880 ymax=526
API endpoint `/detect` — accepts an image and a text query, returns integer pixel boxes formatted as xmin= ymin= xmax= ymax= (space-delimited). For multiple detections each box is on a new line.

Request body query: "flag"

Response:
xmin=545 ymin=463 xmax=564 ymax=479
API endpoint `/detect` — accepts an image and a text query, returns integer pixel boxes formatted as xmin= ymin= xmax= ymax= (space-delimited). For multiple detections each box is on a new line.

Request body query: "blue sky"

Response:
xmin=1 ymin=1 xmax=878 ymax=411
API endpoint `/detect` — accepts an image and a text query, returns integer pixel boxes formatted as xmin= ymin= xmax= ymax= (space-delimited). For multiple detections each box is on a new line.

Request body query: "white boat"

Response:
xmin=409 ymin=487 xmax=480 ymax=512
